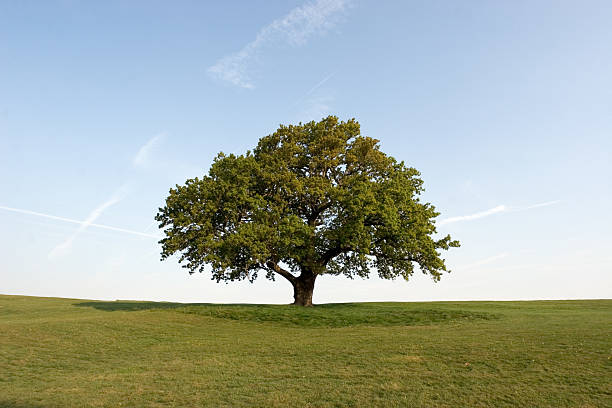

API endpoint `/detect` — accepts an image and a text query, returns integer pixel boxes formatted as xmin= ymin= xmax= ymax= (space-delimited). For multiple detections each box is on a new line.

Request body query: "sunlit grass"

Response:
xmin=1 ymin=295 xmax=610 ymax=407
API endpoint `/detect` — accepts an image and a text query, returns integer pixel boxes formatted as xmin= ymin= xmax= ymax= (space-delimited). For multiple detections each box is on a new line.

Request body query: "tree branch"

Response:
xmin=320 ymin=245 xmax=352 ymax=265
xmin=307 ymin=202 xmax=333 ymax=226
xmin=265 ymin=261 xmax=296 ymax=284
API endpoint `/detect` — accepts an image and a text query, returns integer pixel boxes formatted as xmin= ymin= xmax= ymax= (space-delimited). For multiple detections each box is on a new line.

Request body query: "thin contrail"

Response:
xmin=438 ymin=205 xmax=506 ymax=226
xmin=0 ymin=205 xmax=161 ymax=239
xmin=303 ymin=71 xmax=336 ymax=98
xmin=290 ymin=71 xmax=337 ymax=108
xmin=48 ymin=191 xmax=125 ymax=259
xmin=513 ymin=200 xmax=561 ymax=211
xmin=457 ymin=252 xmax=509 ymax=271
xmin=143 ymin=220 xmax=158 ymax=233
xmin=439 ymin=200 xmax=560 ymax=226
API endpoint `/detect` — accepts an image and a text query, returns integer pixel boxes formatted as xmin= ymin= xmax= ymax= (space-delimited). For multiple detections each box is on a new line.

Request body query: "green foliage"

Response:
xmin=156 ymin=116 xmax=459 ymax=291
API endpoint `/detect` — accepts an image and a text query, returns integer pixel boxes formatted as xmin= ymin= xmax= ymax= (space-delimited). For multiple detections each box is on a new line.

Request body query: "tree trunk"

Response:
xmin=292 ymin=273 xmax=316 ymax=306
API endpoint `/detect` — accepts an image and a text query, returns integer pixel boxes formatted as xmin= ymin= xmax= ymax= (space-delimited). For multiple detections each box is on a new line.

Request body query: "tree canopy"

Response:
xmin=156 ymin=116 xmax=459 ymax=306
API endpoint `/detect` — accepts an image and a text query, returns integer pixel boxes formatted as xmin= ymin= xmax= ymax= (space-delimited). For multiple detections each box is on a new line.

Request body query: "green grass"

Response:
xmin=1 ymin=295 xmax=610 ymax=407
xmin=74 ymin=300 xmax=498 ymax=327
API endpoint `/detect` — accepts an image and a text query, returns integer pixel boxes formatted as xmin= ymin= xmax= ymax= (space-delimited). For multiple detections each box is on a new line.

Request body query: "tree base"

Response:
xmin=292 ymin=299 xmax=314 ymax=307
xmin=292 ymin=275 xmax=316 ymax=307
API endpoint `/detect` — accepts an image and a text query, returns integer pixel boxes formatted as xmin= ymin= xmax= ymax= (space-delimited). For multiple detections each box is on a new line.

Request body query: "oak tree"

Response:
xmin=156 ymin=116 xmax=459 ymax=306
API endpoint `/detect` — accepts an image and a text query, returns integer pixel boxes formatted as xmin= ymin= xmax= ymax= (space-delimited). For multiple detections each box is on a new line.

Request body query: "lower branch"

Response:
xmin=265 ymin=261 xmax=296 ymax=284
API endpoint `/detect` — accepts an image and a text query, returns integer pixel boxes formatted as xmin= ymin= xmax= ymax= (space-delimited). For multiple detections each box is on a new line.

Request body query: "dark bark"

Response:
xmin=266 ymin=261 xmax=296 ymax=284
xmin=292 ymin=272 xmax=317 ymax=306
xmin=266 ymin=260 xmax=319 ymax=306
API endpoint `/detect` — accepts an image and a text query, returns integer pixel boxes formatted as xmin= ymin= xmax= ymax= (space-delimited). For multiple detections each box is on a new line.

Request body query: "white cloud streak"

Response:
xmin=438 ymin=205 xmax=506 ymax=226
xmin=0 ymin=205 xmax=160 ymax=239
xmin=457 ymin=252 xmax=510 ymax=271
xmin=133 ymin=133 xmax=165 ymax=168
xmin=439 ymin=200 xmax=560 ymax=226
xmin=513 ymin=200 xmax=561 ymax=211
xmin=143 ymin=220 xmax=158 ymax=233
xmin=48 ymin=189 xmax=127 ymax=259
xmin=299 ymin=95 xmax=334 ymax=121
xmin=301 ymin=71 xmax=336 ymax=99
xmin=2 ymin=134 xmax=167 ymax=259
xmin=290 ymin=71 xmax=337 ymax=110
xmin=208 ymin=0 xmax=350 ymax=89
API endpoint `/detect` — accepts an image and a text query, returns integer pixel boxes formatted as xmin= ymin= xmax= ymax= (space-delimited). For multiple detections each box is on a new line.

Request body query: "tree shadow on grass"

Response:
xmin=73 ymin=301 xmax=359 ymax=312
xmin=73 ymin=300 xmax=498 ymax=327
xmin=74 ymin=301 xmax=225 ymax=312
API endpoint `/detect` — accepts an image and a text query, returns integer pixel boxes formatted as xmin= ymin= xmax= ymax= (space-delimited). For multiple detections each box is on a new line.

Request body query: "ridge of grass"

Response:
xmin=73 ymin=300 xmax=498 ymax=327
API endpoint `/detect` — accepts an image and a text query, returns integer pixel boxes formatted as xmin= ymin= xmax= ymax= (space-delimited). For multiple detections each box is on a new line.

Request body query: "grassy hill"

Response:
xmin=1 ymin=295 xmax=610 ymax=407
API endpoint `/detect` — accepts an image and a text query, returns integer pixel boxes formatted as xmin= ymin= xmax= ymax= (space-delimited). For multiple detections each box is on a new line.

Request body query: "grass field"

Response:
xmin=1 ymin=295 xmax=610 ymax=407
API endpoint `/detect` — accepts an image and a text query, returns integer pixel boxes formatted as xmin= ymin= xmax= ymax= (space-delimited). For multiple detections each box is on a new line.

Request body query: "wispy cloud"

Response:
xmin=290 ymin=71 xmax=337 ymax=113
xmin=439 ymin=205 xmax=506 ymax=226
xmin=208 ymin=0 xmax=350 ymax=89
xmin=298 ymin=95 xmax=334 ymax=121
xmin=2 ymin=134 xmax=166 ymax=260
xmin=133 ymin=133 xmax=165 ymax=168
xmin=514 ymin=200 xmax=561 ymax=211
xmin=457 ymin=252 xmax=510 ymax=271
xmin=295 ymin=71 xmax=336 ymax=104
xmin=0 ymin=205 xmax=160 ymax=239
xmin=439 ymin=200 xmax=560 ymax=226
xmin=143 ymin=220 xmax=158 ymax=233
xmin=48 ymin=186 xmax=130 ymax=259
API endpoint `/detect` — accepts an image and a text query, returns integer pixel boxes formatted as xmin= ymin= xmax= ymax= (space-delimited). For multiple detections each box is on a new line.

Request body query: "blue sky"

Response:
xmin=1 ymin=0 xmax=610 ymax=303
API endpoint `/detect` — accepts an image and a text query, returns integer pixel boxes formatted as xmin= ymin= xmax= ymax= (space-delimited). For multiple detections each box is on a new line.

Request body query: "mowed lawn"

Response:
xmin=0 ymin=295 xmax=610 ymax=407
